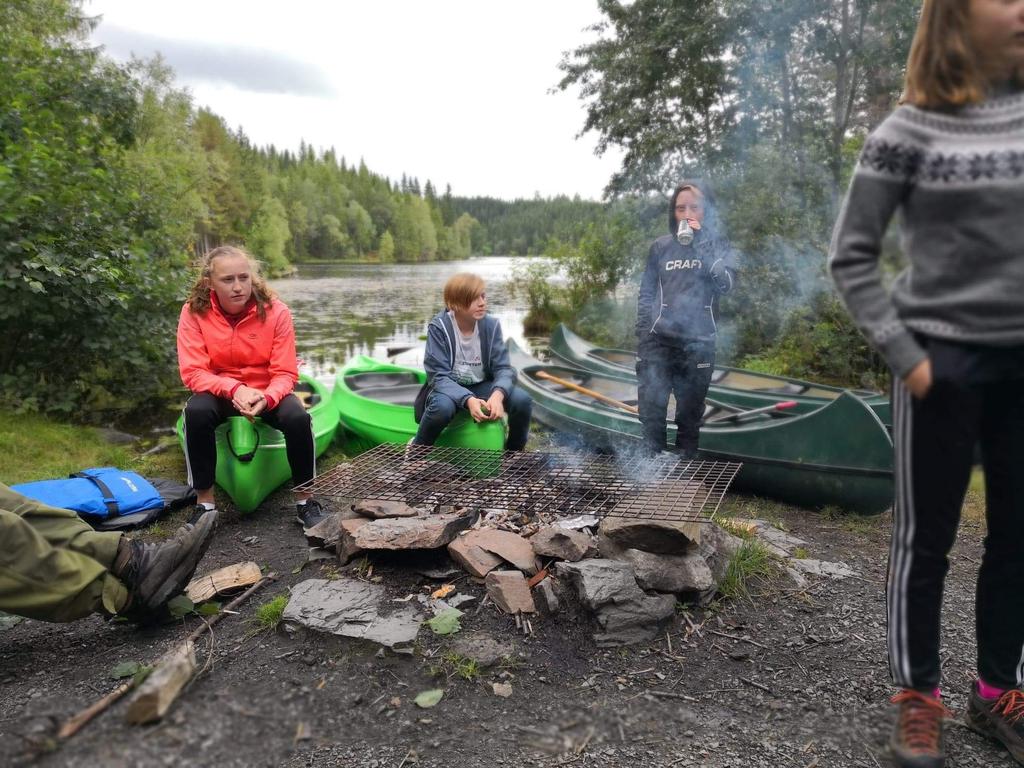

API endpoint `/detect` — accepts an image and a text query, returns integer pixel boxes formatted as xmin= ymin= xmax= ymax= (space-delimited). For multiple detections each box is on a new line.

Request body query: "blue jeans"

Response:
xmin=413 ymin=381 xmax=532 ymax=450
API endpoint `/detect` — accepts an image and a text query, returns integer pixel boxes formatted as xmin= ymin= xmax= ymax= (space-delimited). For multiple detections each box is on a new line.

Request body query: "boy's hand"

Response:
xmin=903 ymin=358 xmax=932 ymax=399
xmin=466 ymin=397 xmax=488 ymax=423
xmin=485 ymin=390 xmax=506 ymax=421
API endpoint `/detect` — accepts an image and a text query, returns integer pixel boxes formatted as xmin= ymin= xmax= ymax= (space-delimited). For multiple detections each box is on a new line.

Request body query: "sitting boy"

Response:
xmin=413 ymin=272 xmax=532 ymax=450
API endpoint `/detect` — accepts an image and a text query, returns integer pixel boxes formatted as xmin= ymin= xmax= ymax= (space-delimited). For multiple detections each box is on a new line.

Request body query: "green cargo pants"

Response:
xmin=0 ymin=483 xmax=129 ymax=622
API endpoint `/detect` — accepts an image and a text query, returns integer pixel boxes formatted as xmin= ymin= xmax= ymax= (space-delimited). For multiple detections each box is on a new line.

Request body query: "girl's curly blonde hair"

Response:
xmin=186 ymin=245 xmax=276 ymax=321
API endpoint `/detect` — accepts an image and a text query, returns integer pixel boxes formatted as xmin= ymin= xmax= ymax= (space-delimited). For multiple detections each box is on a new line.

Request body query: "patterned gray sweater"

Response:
xmin=828 ymin=89 xmax=1024 ymax=378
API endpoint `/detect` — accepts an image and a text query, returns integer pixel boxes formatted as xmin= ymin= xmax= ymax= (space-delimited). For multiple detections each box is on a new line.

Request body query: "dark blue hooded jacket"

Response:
xmin=420 ymin=310 xmax=517 ymax=408
xmin=636 ymin=225 xmax=738 ymax=345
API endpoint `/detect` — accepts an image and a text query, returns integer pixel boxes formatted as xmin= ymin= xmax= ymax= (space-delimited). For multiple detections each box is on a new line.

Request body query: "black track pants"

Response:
xmin=635 ymin=337 xmax=714 ymax=455
xmin=182 ymin=392 xmax=314 ymax=493
xmin=888 ymin=375 xmax=1024 ymax=690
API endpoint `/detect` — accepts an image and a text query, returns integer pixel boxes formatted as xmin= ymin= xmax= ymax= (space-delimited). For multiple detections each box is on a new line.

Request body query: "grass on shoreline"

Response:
xmin=0 ymin=412 xmax=138 ymax=485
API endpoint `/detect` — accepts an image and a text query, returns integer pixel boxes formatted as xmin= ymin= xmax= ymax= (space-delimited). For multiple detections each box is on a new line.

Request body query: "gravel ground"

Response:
xmin=0 ymin=489 xmax=1012 ymax=768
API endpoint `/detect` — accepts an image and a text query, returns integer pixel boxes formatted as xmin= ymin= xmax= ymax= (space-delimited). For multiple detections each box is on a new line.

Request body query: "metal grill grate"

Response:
xmin=296 ymin=444 xmax=742 ymax=523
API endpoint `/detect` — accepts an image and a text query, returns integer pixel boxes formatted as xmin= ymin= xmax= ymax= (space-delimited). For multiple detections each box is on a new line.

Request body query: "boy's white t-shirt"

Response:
xmin=449 ymin=311 xmax=485 ymax=386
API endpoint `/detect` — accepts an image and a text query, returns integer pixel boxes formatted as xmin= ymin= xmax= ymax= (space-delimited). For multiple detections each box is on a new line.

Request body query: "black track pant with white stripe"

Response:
xmin=888 ymin=376 xmax=1024 ymax=691
xmin=182 ymin=392 xmax=315 ymax=494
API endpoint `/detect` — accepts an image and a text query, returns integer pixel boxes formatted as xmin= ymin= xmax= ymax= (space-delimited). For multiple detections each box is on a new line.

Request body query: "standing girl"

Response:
xmin=829 ymin=1 xmax=1024 ymax=764
xmin=635 ymin=180 xmax=737 ymax=458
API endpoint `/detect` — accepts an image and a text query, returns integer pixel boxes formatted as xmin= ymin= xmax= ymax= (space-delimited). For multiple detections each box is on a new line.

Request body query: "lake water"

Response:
xmin=272 ymin=255 xmax=542 ymax=384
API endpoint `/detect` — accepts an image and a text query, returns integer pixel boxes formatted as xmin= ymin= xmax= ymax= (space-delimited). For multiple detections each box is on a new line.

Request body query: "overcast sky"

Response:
xmin=85 ymin=0 xmax=624 ymax=201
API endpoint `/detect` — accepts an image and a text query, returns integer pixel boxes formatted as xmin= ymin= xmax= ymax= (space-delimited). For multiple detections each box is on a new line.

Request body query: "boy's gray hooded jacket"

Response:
xmin=418 ymin=310 xmax=516 ymax=412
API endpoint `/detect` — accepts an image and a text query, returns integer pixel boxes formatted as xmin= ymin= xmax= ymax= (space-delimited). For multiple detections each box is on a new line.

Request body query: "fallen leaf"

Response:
xmin=414 ymin=689 xmax=444 ymax=708
xmin=426 ymin=608 xmax=462 ymax=636
xmin=431 ymin=584 xmax=456 ymax=599
xmin=166 ymin=594 xmax=194 ymax=619
xmin=110 ymin=661 xmax=143 ymax=679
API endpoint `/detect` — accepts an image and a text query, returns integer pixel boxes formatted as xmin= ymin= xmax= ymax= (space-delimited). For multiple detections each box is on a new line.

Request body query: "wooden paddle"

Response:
xmin=535 ymin=370 xmax=639 ymax=415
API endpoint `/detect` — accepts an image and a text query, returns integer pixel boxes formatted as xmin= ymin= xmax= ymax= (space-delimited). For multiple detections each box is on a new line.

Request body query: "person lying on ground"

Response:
xmin=0 ymin=483 xmax=216 ymax=623
xmin=177 ymin=245 xmax=328 ymax=528
xmin=412 ymin=272 xmax=532 ymax=451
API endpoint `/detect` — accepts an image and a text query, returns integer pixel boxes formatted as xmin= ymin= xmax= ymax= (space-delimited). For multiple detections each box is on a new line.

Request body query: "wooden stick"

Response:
xmin=124 ymin=640 xmax=196 ymax=724
xmin=57 ymin=573 xmax=276 ymax=740
xmin=57 ymin=681 xmax=134 ymax=740
xmin=535 ymin=370 xmax=639 ymax=415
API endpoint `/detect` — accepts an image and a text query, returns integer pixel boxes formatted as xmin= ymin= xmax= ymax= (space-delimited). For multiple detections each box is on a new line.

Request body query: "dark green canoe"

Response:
xmin=549 ymin=324 xmax=892 ymax=426
xmin=331 ymin=355 xmax=506 ymax=454
xmin=175 ymin=374 xmax=340 ymax=513
xmin=509 ymin=339 xmax=893 ymax=515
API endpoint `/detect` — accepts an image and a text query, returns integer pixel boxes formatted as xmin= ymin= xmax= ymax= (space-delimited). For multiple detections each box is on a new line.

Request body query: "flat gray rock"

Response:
xmin=788 ymin=558 xmax=857 ymax=580
xmin=603 ymin=544 xmax=715 ymax=593
xmin=599 ymin=516 xmax=701 ymax=554
xmin=530 ymin=526 xmax=598 ymax=562
xmin=351 ymin=500 xmax=423 ymax=519
xmin=283 ymin=578 xmax=423 ymax=649
xmin=556 ymin=559 xmax=676 ymax=647
xmin=449 ymin=632 xmax=516 ymax=668
xmin=345 ymin=511 xmax=476 ymax=554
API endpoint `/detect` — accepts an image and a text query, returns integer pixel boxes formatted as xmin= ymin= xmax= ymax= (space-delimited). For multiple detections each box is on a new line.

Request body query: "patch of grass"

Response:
xmin=441 ymin=651 xmax=481 ymax=681
xmin=719 ymin=540 xmax=778 ymax=600
xmin=819 ymin=506 xmax=883 ymax=534
xmin=320 ymin=564 xmax=343 ymax=581
xmin=252 ymin=595 xmax=288 ymax=631
xmin=717 ymin=495 xmax=790 ymax=531
xmin=0 ymin=411 xmax=133 ymax=483
xmin=962 ymin=468 xmax=986 ymax=525
xmin=791 ymin=546 xmax=809 ymax=559
xmin=717 ymin=518 xmax=755 ymax=540
xmin=351 ymin=557 xmax=372 ymax=579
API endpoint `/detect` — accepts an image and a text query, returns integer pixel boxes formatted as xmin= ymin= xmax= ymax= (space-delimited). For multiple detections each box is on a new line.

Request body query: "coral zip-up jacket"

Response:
xmin=177 ymin=295 xmax=298 ymax=408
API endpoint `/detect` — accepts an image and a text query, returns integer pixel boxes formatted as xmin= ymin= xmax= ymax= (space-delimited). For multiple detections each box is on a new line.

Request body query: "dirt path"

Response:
xmin=0 ymin=491 xmax=1010 ymax=767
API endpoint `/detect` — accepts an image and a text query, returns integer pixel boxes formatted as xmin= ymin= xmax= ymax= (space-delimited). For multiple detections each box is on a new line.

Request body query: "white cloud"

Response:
xmin=86 ymin=0 xmax=624 ymax=200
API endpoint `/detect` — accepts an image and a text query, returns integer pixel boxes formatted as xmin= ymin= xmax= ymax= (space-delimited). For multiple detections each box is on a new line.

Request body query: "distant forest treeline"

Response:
xmin=0 ymin=0 xmax=605 ymax=417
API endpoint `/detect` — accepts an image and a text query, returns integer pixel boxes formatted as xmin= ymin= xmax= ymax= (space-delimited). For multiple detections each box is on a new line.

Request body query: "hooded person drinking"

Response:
xmin=635 ymin=180 xmax=738 ymax=458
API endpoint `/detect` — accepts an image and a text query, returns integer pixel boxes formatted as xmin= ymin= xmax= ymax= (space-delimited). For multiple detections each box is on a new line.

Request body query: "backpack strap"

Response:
xmin=70 ymin=471 xmax=119 ymax=516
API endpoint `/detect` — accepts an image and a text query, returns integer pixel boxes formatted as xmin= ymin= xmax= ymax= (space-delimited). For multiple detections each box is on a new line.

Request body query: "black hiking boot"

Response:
xmin=966 ymin=685 xmax=1024 ymax=765
xmin=113 ymin=509 xmax=218 ymax=619
xmin=295 ymin=498 xmax=330 ymax=529
xmin=889 ymin=689 xmax=949 ymax=768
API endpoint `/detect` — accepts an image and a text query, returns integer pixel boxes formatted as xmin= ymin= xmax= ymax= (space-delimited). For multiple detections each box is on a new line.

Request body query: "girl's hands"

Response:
xmin=233 ymin=385 xmax=267 ymax=416
xmin=903 ymin=358 xmax=932 ymax=399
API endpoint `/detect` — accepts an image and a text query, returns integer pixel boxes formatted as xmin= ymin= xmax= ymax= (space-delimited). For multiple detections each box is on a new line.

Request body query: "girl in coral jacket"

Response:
xmin=177 ymin=245 xmax=326 ymax=529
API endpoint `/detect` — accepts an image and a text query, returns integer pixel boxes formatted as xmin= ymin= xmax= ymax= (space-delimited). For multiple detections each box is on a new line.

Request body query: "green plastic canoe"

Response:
xmin=331 ymin=355 xmax=506 ymax=454
xmin=509 ymin=339 xmax=894 ymax=515
xmin=549 ymin=324 xmax=892 ymax=426
xmin=175 ymin=374 xmax=340 ymax=513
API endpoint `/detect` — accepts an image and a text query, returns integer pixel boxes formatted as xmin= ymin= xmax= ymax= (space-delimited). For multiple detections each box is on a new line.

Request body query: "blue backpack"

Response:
xmin=12 ymin=468 xmax=172 ymax=530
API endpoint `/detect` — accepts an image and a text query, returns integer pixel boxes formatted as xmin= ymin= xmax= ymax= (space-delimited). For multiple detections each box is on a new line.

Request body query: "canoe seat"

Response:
xmin=345 ymin=372 xmax=421 ymax=390
xmin=356 ymin=384 xmax=423 ymax=406
xmin=754 ymin=383 xmax=806 ymax=395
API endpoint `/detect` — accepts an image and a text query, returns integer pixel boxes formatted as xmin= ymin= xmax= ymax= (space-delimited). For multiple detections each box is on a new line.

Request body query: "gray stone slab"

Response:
xmin=283 ymin=578 xmax=423 ymax=649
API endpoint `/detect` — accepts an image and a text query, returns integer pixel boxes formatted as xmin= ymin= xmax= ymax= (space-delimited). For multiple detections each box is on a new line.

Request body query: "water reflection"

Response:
xmin=273 ymin=256 xmax=542 ymax=382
